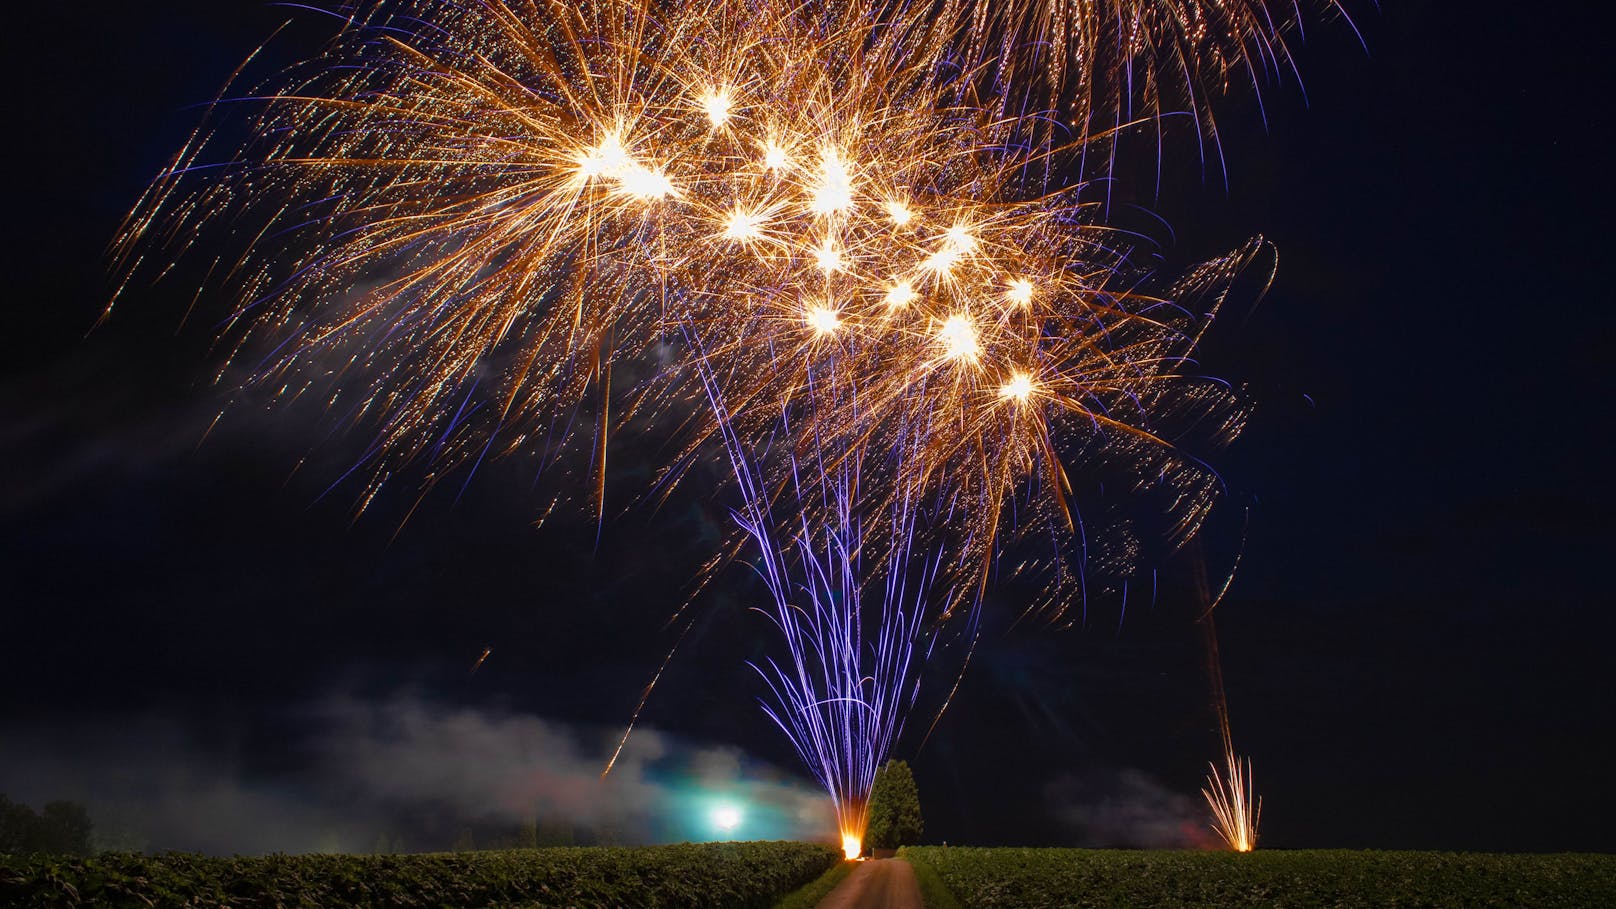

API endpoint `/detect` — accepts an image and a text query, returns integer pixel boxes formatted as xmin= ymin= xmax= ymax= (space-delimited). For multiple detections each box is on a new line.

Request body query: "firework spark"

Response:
xmin=115 ymin=0 xmax=1271 ymax=837
xmin=924 ymin=0 xmax=1354 ymax=143
xmin=1204 ymin=744 xmax=1260 ymax=851
xmin=730 ymin=450 xmax=935 ymax=858
xmin=688 ymin=311 xmax=953 ymax=856
xmin=118 ymin=0 xmax=1255 ymax=618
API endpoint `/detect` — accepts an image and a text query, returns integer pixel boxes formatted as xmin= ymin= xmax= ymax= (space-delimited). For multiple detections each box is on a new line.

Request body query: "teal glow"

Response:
xmin=711 ymin=803 xmax=742 ymax=833
xmin=673 ymin=789 xmax=767 ymax=842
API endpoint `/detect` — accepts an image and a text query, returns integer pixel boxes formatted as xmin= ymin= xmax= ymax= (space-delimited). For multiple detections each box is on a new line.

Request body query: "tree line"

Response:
xmin=0 ymin=794 xmax=93 ymax=855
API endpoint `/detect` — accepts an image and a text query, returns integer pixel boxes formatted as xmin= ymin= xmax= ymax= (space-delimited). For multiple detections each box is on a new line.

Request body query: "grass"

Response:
xmin=0 ymin=841 xmax=840 ymax=909
xmin=14 ymin=840 xmax=1610 ymax=908
xmin=770 ymin=858 xmax=857 ymax=909
xmin=900 ymin=849 xmax=964 ymax=909
xmin=901 ymin=846 xmax=1616 ymax=908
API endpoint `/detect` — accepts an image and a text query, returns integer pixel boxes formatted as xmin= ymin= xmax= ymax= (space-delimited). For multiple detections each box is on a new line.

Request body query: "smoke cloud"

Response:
xmin=1044 ymin=767 xmax=1218 ymax=849
xmin=0 ymin=695 xmax=834 ymax=855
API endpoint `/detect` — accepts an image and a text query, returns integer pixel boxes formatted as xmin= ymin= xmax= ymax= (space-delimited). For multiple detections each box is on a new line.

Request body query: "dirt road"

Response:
xmin=812 ymin=858 xmax=923 ymax=909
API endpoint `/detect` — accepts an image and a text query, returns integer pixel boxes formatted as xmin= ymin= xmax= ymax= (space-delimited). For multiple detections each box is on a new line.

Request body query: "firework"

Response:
xmin=1204 ymin=744 xmax=1260 ymax=851
xmin=117 ymin=0 xmax=1253 ymax=616
xmin=649 ymin=2 xmax=1263 ymax=618
xmin=116 ymin=0 xmax=1269 ymax=839
xmin=918 ymin=0 xmax=1353 ymax=144
xmin=112 ymin=0 xmax=995 ymax=505
xmin=725 ymin=440 xmax=935 ymax=859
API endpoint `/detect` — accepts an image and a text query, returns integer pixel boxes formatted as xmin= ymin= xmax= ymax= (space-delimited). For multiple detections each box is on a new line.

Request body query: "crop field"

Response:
xmin=901 ymin=846 xmax=1616 ymax=908
xmin=0 ymin=840 xmax=839 ymax=908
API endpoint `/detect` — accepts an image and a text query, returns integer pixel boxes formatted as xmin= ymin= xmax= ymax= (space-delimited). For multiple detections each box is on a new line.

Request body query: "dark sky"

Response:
xmin=3 ymin=1 xmax=1613 ymax=854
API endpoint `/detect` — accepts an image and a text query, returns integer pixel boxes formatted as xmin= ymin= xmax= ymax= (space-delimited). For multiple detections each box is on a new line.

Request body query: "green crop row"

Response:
xmin=900 ymin=846 xmax=1616 ymax=908
xmin=0 ymin=840 xmax=840 ymax=908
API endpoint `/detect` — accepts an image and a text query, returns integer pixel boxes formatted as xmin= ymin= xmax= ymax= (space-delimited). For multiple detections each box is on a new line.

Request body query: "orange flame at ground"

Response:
xmin=841 ymin=832 xmax=862 ymax=860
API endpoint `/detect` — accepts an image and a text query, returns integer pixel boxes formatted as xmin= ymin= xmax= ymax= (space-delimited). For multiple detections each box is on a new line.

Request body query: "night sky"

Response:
xmin=4 ymin=1 xmax=1613 ymax=854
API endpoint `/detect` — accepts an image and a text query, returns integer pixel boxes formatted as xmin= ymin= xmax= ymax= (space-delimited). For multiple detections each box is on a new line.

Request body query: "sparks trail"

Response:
xmin=694 ymin=342 xmax=951 ymax=856
xmin=1202 ymin=605 xmax=1260 ymax=850
xmin=1194 ymin=534 xmax=1261 ymax=851
xmin=119 ymin=0 xmax=1260 ymax=618
xmin=117 ymin=0 xmax=1275 ymax=838
xmin=915 ymin=0 xmax=1358 ymax=161
xmin=1205 ymin=740 xmax=1260 ymax=851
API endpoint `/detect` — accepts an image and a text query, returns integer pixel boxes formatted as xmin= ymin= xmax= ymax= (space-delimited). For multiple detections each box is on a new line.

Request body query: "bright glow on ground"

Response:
xmin=841 ymin=833 xmax=861 ymax=860
xmin=711 ymin=804 xmax=742 ymax=833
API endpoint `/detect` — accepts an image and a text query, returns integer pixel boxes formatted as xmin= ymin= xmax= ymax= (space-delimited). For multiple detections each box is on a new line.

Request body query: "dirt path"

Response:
xmin=812 ymin=858 xmax=924 ymax=909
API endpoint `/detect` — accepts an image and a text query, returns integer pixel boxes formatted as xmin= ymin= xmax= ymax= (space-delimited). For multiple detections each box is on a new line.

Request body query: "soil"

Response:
xmin=812 ymin=858 xmax=923 ymax=909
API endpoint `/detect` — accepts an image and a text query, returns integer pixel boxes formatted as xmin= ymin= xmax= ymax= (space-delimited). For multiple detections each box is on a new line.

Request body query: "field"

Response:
xmin=12 ymin=842 xmax=1615 ymax=907
xmin=901 ymin=846 xmax=1616 ymax=908
xmin=0 ymin=841 xmax=839 ymax=909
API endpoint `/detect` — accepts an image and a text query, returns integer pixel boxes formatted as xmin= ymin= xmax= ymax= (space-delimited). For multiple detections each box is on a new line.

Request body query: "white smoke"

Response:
xmin=1044 ymin=767 xmax=1218 ymax=849
xmin=0 ymin=695 xmax=834 ymax=854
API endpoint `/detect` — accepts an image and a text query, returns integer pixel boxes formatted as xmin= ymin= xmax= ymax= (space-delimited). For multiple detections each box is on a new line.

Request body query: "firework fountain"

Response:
xmin=717 ymin=420 xmax=937 ymax=859
xmin=114 ymin=0 xmax=1353 ymax=850
xmin=1201 ymin=573 xmax=1262 ymax=851
xmin=1205 ymin=744 xmax=1261 ymax=851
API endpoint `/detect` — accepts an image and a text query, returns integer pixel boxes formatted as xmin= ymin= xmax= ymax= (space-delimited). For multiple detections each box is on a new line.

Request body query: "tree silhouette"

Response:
xmin=866 ymin=760 xmax=923 ymax=850
xmin=0 ymin=794 xmax=93 ymax=855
